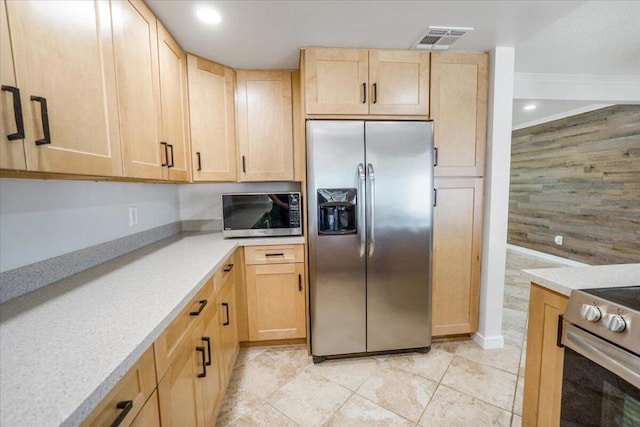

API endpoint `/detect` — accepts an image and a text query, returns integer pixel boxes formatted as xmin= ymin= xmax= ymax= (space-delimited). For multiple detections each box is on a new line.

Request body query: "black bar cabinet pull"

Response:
xmin=202 ymin=337 xmax=212 ymax=366
xmin=160 ymin=142 xmax=168 ymax=166
xmin=372 ymin=83 xmax=378 ymax=104
xmin=168 ymin=144 xmax=174 ymax=168
xmin=1 ymin=85 xmax=25 ymax=140
xmin=223 ymin=263 xmax=234 ymax=272
xmin=362 ymin=82 xmax=367 ymax=104
xmin=556 ymin=314 xmax=565 ymax=348
xmin=298 ymin=274 xmax=302 ymax=292
xmin=222 ymin=302 xmax=230 ymax=326
xmin=196 ymin=346 xmax=207 ymax=377
xmin=196 ymin=152 xmax=202 ymax=171
xmin=433 ymin=189 xmax=437 ymax=207
xmin=242 ymin=155 xmax=246 ymax=173
xmin=265 ymin=253 xmax=284 ymax=257
xmin=30 ymin=96 xmax=51 ymax=145
xmin=110 ymin=400 xmax=133 ymax=427
xmin=189 ymin=299 xmax=207 ymax=316
xmin=434 ymin=147 xmax=438 ymax=166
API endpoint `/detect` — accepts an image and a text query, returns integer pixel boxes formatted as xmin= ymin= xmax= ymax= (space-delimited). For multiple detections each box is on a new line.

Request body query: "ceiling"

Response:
xmin=146 ymin=1 xmax=640 ymax=126
xmin=511 ymin=100 xmax=611 ymax=129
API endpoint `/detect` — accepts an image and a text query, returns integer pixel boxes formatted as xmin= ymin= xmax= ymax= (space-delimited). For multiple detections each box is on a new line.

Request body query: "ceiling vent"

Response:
xmin=411 ymin=26 xmax=473 ymax=51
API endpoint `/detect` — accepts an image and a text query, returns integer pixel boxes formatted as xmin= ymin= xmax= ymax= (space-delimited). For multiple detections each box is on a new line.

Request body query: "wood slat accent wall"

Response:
xmin=508 ymin=105 xmax=640 ymax=265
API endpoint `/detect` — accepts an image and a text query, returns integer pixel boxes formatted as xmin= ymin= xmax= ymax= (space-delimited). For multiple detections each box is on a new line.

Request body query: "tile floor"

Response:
xmin=217 ymin=249 xmax=566 ymax=426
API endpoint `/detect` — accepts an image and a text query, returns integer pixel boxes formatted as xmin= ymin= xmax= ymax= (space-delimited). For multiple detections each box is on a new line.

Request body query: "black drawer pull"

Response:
xmin=298 ymin=274 xmax=302 ymax=292
xmin=434 ymin=147 xmax=438 ymax=166
xmin=362 ymin=82 xmax=367 ymax=104
xmin=196 ymin=152 xmax=202 ymax=171
xmin=168 ymin=143 xmax=174 ymax=168
xmin=160 ymin=142 xmax=168 ymax=166
xmin=372 ymin=83 xmax=378 ymax=104
xmin=223 ymin=263 xmax=234 ymax=272
xmin=196 ymin=346 xmax=206 ymax=377
xmin=433 ymin=189 xmax=437 ymax=207
xmin=30 ymin=96 xmax=51 ymax=145
xmin=265 ymin=253 xmax=284 ymax=258
xmin=222 ymin=302 xmax=230 ymax=326
xmin=202 ymin=337 xmax=212 ymax=366
xmin=242 ymin=155 xmax=246 ymax=173
xmin=111 ymin=400 xmax=133 ymax=427
xmin=557 ymin=314 xmax=565 ymax=348
xmin=189 ymin=299 xmax=207 ymax=316
xmin=1 ymin=85 xmax=25 ymax=140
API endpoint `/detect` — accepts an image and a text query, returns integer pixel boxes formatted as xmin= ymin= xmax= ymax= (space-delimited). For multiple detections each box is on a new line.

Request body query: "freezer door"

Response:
xmin=365 ymin=121 xmax=433 ymax=352
xmin=307 ymin=121 xmax=367 ymax=356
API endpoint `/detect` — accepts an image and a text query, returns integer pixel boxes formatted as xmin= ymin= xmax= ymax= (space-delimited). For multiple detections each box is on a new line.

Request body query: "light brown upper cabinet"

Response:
xmin=235 ymin=70 xmax=294 ymax=181
xmin=303 ymin=48 xmax=430 ymax=116
xmin=157 ymin=22 xmax=190 ymax=182
xmin=432 ymin=177 xmax=483 ymax=336
xmin=431 ymin=52 xmax=488 ymax=177
xmin=187 ymin=55 xmax=237 ymax=182
xmin=0 ymin=0 xmax=26 ymax=171
xmin=3 ymin=0 xmax=123 ymax=176
xmin=111 ymin=0 xmax=164 ymax=180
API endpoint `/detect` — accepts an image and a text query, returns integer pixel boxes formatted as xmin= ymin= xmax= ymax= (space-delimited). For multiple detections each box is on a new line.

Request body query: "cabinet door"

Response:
xmin=431 ymin=52 xmax=488 ymax=177
xmin=187 ymin=55 xmax=236 ymax=181
xmin=246 ymin=262 xmax=306 ymax=341
xmin=432 ymin=178 xmax=483 ymax=336
xmin=130 ymin=391 xmax=160 ymax=427
xmin=304 ymin=48 xmax=369 ymax=115
xmin=112 ymin=0 xmax=163 ymax=180
xmin=236 ymin=70 xmax=294 ymax=181
xmin=5 ymin=0 xmax=123 ymax=176
xmin=523 ymin=284 xmax=568 ymax=427
xmin=158 ymin=22 xmax=190 ymax=182
xmin=219 ymin=276 xmax=239 ymax=381
xmin=197 ymin=302 xmax=224 ymax=426
xmin=157 ymin=337 xmax=204 ymax=427
xmin=0 ymin=0 xmax=26 ymax=170
xmin=368 ymin=50 xmax=430 ymax=115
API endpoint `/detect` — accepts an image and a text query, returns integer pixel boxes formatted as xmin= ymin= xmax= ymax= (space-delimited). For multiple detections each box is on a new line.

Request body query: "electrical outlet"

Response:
xmin=554 ymin=235 xmax=563 ymax=246
xmin=129 ymin=207 xmax=138 ymax=227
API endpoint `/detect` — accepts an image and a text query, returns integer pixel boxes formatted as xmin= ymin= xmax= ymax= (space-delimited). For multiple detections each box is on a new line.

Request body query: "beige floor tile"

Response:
xmin=378 ymin=347 xmax=454 ymax=383
xmin=227 ymin=400 xmax=299 ymax=427
xmin=356 ymin=364 xmax=437 ymax=422
xmin=453 ymin=340 xmax=522 ymax=374
xmin=441 ymin=356 xmax=517 ymax=411
xmin=419 ymin=385 xmax=512 ymax=427
xmin=325 ymin=394 xmax=414 ymax=427
xmin=513 ymin=375 xmax=524 ymax=415
xmin=268 ymin=370 xmax=352 ymax=427
xmin=235 ymin=347 xmax=268 ymax=367
xmin=511 ymin=414 xmax=523 ymax=427
xmin=306 ymin=356 xmax=379 ymax=391
xmin=217 ymin=383 xmax=263 ymax=426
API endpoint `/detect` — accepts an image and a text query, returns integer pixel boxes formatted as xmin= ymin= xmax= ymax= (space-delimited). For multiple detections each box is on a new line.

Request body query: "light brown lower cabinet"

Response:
xmin=244 ymin=245 xmax=306 ymax=341
xmin=219 ymin=272 xmax=239 ymax=381
xmin=130 ymin=391 xmax=160 ymax=427
xmin=432 ymin=178 xmax=484 ymax=336
xmin=522 ymin=283 xmax=568 ymax=427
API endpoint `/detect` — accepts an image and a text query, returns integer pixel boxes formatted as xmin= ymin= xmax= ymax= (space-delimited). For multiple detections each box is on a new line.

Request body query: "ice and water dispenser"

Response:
xmin=317 ymin=189 xmax=357 ymax=235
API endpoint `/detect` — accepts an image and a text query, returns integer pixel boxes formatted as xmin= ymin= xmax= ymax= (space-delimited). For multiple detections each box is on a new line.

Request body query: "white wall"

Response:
xmin=0 ymin=179 xmax=180 ymax=272
xmin=179 ymin=182 xmax=300 ymax=221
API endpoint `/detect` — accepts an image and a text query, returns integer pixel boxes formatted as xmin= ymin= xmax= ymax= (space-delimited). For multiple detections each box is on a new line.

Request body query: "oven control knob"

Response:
xmin=580 ymin=304 xmax=602 ymax=322
xmin=605 ymin=314 xmax=626 ymax=332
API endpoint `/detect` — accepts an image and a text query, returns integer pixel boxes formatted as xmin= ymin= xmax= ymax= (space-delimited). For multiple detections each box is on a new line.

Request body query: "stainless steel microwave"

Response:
xmin=222 ymin=192 xmax=302 ymax=238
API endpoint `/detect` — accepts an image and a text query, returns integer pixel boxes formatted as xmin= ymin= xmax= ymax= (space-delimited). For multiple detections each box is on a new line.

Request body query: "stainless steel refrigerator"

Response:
xmin=307 ymin=120 xmax=434 ymax=362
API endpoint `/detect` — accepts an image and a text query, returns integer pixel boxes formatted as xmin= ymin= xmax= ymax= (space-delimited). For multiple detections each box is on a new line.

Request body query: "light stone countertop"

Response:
xmin=0 ymin=232 xmax=304 ymax=427
xmin=524 ymin=263 xmax=640 ymax=297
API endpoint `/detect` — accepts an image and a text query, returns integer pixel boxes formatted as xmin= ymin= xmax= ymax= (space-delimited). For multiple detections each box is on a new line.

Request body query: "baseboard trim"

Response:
xmin=506 ymin=244 xmax=589 ymax=267
xmin=472 ymin=332 xmax=504 ymax=349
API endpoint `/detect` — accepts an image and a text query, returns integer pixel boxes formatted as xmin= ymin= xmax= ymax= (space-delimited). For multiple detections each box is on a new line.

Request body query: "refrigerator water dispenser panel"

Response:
xmin=317 ymin=188 xmax=357 ymax=235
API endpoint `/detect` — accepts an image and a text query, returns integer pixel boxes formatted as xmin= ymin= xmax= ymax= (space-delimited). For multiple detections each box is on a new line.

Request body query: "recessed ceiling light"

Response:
xmin=523 ymin=104 xmax=537 ymax=111
xmin=196 ymin=7 xmax=221 ymax=25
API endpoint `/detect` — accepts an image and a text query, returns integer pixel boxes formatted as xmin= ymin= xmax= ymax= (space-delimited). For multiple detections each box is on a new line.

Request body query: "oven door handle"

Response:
xmin=564 ymin=322 xmax=640 ymax=389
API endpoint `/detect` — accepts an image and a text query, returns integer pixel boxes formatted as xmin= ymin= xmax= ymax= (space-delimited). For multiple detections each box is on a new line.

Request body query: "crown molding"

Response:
xmin=513 ymin=72 xmax=640 ymax=102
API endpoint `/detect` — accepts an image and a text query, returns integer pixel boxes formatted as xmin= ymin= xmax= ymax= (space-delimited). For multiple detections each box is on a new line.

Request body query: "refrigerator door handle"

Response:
xmin=358 ymin=163 xmax=366 ymax=257
xmin=367 ymin=163 xmax=376 ymax=257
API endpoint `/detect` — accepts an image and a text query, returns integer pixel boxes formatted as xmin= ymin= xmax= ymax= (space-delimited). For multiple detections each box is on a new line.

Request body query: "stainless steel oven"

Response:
xmin=221 ymin=192 xmax=302 ymax=238
xmin=561 ymin=286 xmax=640 ymax=426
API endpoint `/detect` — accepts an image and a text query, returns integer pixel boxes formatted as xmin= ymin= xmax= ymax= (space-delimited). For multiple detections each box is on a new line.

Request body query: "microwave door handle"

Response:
xmin=367 ymin=163 xmax=375 ymax=258
xmin=358 ymin=163 xmax=366 ymax=257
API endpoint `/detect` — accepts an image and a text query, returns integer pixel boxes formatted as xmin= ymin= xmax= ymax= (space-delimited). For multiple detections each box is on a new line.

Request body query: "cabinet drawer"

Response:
xmin=154 ymin=275 xmax=215 ymax=380
xmin=82 ymin=346 xmax=156 ymax=427
xmin=214 ymin=252 xmax=236 ymax=294
xmin=244 ymin=245 xmax=304 ymax=265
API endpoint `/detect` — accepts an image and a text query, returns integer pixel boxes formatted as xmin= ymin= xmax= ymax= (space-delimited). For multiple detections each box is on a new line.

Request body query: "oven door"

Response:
xmin=561 ymin=322 xmax=640 ymax=427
